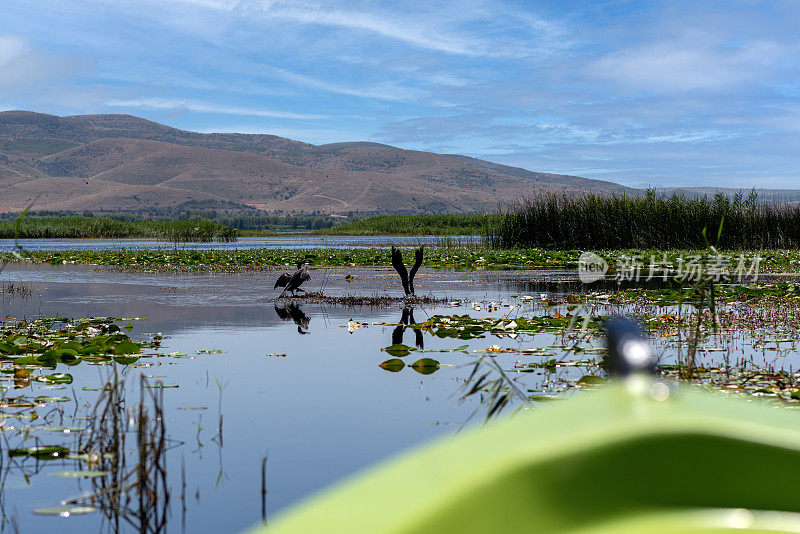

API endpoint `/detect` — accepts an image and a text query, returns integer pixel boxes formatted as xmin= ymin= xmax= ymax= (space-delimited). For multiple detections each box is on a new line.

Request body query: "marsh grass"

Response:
xmin=492 ymin=190 xmax=800 ymax=249
xmin=0 ymin=217 xmax=237 ymax=242
xmin=0 ymin=200 xmax=33 ymax=275
xmin=0 ymin=282 xmax=31 ymax=299
xmin=321 ymin=214 xmax=499 ymax=236
xmin=72 ymin=373 xmax=170 ymax=533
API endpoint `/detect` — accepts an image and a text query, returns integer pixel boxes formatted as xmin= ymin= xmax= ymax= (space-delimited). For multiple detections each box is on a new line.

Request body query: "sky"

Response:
xmin=1 ymin=0 xmax=799 ymax=188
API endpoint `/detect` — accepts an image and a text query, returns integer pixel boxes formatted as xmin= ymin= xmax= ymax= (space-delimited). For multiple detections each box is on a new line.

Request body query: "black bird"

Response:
xmin=390 ymin=245 xmax=423 ymax=296
xmin=274 ymin=302 xmax=310 ymax=334
xmin=274 ymin=262 xmax=310 ymax=297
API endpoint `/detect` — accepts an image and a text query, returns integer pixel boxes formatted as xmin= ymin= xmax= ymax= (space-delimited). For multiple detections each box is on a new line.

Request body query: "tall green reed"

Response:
xmin=491 ymin=189 xmax=800 ymax=249
xmin=0 ymin=217 xmax=238 ymax=242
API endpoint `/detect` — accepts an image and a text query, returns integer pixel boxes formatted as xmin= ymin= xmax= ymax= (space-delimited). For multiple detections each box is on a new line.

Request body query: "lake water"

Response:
xmin=0 ymin=235 xmax=481 ymax=253
xmin=1 ymin=259 xmax=595 ymax=534
xmin=0 ymin=244 xmax=795 ymax=533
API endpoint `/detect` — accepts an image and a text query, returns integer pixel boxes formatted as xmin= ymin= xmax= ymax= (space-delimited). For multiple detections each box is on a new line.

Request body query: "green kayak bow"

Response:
xmin=250 ymin=379 xmax=800 ymax=534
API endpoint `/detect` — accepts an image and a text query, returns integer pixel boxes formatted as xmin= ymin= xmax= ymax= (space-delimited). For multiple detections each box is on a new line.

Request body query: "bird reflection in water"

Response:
xmin=392 ymin=307 xmax=423 ymax=349
xmin=274 ymin=302 xmax=310 ymax=334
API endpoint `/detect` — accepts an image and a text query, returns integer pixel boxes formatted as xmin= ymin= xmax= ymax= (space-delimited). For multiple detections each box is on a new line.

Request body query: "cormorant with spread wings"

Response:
xmin=275 ymin=262 xmax=310 ymax=297
xmin=390 ymin=245 xmax=423 ymax=297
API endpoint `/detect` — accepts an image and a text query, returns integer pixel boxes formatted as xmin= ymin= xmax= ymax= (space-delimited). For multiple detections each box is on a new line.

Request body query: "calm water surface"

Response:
xmin=1 ymin=259 xmax=794 ymax=533
xmin=0 ymin=235 xmax=480 ymax=252
xmin=0 ymin=262 xmax=579 ymax=534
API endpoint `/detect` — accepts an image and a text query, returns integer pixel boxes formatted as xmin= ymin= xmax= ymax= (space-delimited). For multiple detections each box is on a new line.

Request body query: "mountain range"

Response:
xmin=3 ymin=111 xmax=799 ymax=216
xmin=0 ymin=111 xmax=630 ymax=216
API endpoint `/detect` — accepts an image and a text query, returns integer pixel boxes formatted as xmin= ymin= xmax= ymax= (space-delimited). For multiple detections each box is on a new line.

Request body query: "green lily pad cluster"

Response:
xmin=0 ymin=317 xmax=157 ymax=369
xmin=417 ymin=314 xmax=603 ymax=340
xmin=4 ymin=246 xmax=800 ymax=273
xmin=583 ymin=281 xmax=800 ymax=306
xmin=379 ymin=343 xmax=442 ymax=374
xmin=379 ymin=357 xmax=441 ymax=375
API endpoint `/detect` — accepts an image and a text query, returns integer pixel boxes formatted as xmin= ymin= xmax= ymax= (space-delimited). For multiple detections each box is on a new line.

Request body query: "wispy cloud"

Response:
xmin=587 ymin=32 xmax=788 ymax=92
xmin=256 ymin=3 xmax=480 ymax=56
xmin=0 ymin=34 xmax=27 ymax=65
xmin=131 ymin=0 xmax=550 ymax=58
xmin=0 ymin=34 xmax=82 ymax=92
xmin=264 ymin=67 xmax=427 ymax=102
xmin=104 ymin=98 xmax=329 ymax=119
xmin=4 ymin=1 xmax=800 ymax=187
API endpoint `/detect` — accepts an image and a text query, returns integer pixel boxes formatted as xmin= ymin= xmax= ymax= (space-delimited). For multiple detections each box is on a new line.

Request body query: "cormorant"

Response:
xmin=275 ymin=262 xmax=310 ymax=297
xmin=390 ymin=246 xmax=423 ymax=296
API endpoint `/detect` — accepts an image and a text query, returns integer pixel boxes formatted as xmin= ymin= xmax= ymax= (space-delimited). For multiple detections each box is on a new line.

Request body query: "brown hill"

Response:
xmin=0 ymin=111 xmax=631 ymax=215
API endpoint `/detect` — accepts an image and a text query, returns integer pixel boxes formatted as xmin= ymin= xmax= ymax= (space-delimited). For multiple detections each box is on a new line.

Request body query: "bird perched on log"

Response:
xmin=390 ymin=245 xmax=423 ymax=297
xmin=275 ymin=262 xmax=310 ymax=297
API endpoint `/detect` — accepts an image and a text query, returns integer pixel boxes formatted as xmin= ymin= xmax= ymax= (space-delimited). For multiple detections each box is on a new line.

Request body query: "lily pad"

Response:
xmin=382 ymin=344 xmax=415 ymax=357
xmin=9 ymin=445 xmax=69 ymax=459
xmin=379 ymin=358 xmax=405 ymax=372
xmin=577 ymin=375 xmax=607 ymax=386
xmin=409 ymin=358 xmax=441 ymax=375
xmin=35 ymin=396 xmax=71 ymax=403
xmin=32 ymin=505 xmax=97 ymax=516
xmin=42 ymin=373 xmax=73 ymax=384
xmin=111 ymin=341 xmax=141 ymax=355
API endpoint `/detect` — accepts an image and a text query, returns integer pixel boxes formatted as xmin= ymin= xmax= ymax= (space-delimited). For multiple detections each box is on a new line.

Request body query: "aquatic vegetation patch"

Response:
xmin=365 ymin=289 xmax=800 ymax=421
xmin=5 ymin=246 xmax=799 ymax=274
xmin=0 ymin=317 xmax=159 ymax=371
xmin=414 ymin=314 xmax=603 ymax=339
xmin=580 ymin=281 xmax=800 ymax=306
xmin=0 ymin=281 xmax=32 ymax=298
xmin=0 ymin=217 xmax=238 ymax=242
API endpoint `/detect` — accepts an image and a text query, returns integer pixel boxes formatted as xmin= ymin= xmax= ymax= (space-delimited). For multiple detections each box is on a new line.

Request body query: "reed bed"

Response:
xmin=322 ymin=214 xmax=499 ymax=236
xmin=0 ymin=217 xmax=238 ymax=242
xmin=491 ymin=191 xmax=800 ymax=249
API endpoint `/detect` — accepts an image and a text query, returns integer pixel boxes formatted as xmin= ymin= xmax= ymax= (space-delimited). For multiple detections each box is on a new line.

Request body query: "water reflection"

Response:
xmin=274 ymin=302 xmax=310 ymax=334
xmin=76 ymin=376 xmax=171 ymax=534
xmin=0 ymin=235 xmax=481 ymax=253
xmin=392 ymin=307 xmax=424 ymax=349
xmin=0 ymin=371 xmax=172 ymax=533
xmin=6 ymin=262 xmax=797 ymax=533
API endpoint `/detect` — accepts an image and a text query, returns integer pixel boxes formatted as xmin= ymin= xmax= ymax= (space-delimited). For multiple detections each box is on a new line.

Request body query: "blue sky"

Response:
xmin=1 ymin=0 xmax=799 ymax=188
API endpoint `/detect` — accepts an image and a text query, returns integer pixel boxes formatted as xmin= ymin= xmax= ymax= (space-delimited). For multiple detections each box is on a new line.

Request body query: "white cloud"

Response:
xmin=0 ymin=35 xmax=27 ymax=66
xmin=104 ymin=98 xmax=328 ymax=119
xmin=129 ymin=0 xmax=539 ymax=57
xmin=587 ymin=33 xmax=787 ymax=92
xmin=256 ymin=4 xmax=480 ymax=56
xmin=266 ymin=67 xmax=428 ymax=102
xmin=0 ymin=34 xmax=80 ymax=91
